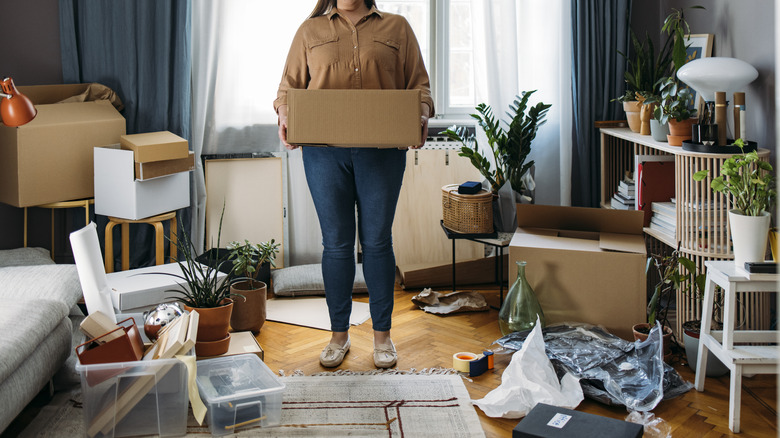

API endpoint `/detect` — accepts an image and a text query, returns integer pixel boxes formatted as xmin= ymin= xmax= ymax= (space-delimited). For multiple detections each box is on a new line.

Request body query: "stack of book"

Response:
xmin=610 ymin=176 xmax=635 ymax=210
xmin=649 ymin=201 xmax=676 ymax=241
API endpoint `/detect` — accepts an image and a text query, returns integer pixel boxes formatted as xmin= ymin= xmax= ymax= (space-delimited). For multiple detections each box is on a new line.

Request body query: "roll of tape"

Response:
xmin=452 ymin=352 xmax=477 ymax=372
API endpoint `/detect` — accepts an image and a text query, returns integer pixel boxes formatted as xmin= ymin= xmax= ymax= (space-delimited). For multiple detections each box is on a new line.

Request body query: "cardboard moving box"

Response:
xmin=94 ymin=145 xmax=190 ymax=220
xmin=0 ymin=83 xmax=126 ymax=207
xmin=509 ymin=204 xmax=647 ymax=340
xmin=120 ymin=131 xmax=189 ymax=163
xmin=135 ymin=151 xmax=195 ymax=180
xmin=287 ymin=89 xmax=421 ymax=148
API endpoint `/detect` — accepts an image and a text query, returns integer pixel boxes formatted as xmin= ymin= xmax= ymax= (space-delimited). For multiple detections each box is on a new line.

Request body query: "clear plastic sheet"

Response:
xmin=495 ymin=322 xmax=693 ymax=411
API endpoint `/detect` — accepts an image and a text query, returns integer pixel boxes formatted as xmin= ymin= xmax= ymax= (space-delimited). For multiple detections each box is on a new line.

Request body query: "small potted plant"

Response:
xmin=441 ymin=90 xmax=551 ymax=232
xmin=226 ymin=239 xmax=280 ymax=334
xmin=163 ymin=209 xmax=240 ymax=356
xmin=693 ymin=139 xmax=776 ymax=266
xmin=654 ymin=76 xmax=696 ymax=145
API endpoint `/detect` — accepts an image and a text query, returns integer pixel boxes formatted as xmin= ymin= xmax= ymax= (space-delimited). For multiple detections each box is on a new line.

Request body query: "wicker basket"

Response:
xmin=441 ymin=184 xmax=494 ymax=234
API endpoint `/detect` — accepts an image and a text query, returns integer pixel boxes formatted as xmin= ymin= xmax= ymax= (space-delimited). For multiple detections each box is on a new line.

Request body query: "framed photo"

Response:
xmin=683 ymin=34 xmax=714 ymax=111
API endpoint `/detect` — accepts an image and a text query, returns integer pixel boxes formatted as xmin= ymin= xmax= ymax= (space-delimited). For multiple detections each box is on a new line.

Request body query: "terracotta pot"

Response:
xmin=194 ymin=333 xmax=231 ymax=357
xmin=667 ymin=117 xmax=696 ymax=139
xmin=623 ymin=101 xmax=641 ymax=133
xmin=183 ymin=300 xmax=233 ymax=342
xmin=230 ymin=280 xmax=267 ymax=334
xmin=632 ymin=323 xmax=673 ymax=363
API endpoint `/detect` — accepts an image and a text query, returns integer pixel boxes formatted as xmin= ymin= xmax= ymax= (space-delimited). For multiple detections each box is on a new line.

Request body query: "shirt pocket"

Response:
xmin=371 ymin=36 xmax=401 ymax=72
xmin=307 ymin=34 xmax=340 ymax=70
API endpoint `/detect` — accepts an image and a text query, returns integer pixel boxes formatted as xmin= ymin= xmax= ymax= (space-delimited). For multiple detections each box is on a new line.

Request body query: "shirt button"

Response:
xmin=354 ymin=46 xmax=358 ymax=49
xmin=354 ymin=68 xmax=359 ymax=72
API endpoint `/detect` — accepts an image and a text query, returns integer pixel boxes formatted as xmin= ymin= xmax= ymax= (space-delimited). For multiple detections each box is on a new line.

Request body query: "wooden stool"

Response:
xmin=694 ymin=260 xmax=778 ymax=433
xmin=105 ymin=212 xmax=177 ymax=273
xmin=24 ymin=198 xmax=94 ymax=259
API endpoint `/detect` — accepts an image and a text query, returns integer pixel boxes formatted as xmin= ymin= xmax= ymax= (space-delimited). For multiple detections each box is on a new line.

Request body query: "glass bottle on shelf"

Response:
xmin=498 ymin=261 xmax=545 ymax=335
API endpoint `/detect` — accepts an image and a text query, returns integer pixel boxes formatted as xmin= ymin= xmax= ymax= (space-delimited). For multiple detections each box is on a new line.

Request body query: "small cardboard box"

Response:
xmin=287 ymin=89 xmax=421 ymax=148
xmin=94 ymin=145 xmax=190 ymax=220
xmin=135 ymin=151 xmax=194 ymax=180
xmin=120 ymin=131 xmax=189 ymax=163
xmin=0 ymin=83 xmax=126 ymax=207
xmin=512 ymin=403 xmax=643 ymax=438
xmin=509 ymin=204 xmax=646 ymax=340
xmin=107 ymin=262 xmax=227 ymax=313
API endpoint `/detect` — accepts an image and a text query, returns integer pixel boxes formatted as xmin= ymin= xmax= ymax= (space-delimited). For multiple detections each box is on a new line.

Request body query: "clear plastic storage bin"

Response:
xmin=76 ymin=357 xmax=188 ymax=438
xmin=196 ymin=354 xmax=285 ymax=436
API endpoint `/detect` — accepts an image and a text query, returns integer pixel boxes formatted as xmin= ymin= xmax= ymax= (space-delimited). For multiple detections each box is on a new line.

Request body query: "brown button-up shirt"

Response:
xmin=274 ymin=6 xmax=434 ymax=116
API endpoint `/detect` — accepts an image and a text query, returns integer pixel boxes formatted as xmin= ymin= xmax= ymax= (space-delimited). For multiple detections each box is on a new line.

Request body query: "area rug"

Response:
xmin=21 ymin=374 xmax=485 ymax=437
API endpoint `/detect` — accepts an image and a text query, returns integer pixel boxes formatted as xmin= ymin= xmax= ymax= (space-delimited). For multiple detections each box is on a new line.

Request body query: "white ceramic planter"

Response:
xmin=728 ymin=210 xmax=771 ymax=267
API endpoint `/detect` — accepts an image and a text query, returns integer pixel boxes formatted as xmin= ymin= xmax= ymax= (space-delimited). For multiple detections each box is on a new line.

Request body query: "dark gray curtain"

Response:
xmin=60 ymin=0 xmax=191 ymax=270
xmin=570 ymin=0 xmax=631 ymax=207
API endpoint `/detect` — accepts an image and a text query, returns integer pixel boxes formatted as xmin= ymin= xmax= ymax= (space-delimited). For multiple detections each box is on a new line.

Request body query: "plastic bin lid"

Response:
xmin=196 ymin=353 xmax=285 ymax=403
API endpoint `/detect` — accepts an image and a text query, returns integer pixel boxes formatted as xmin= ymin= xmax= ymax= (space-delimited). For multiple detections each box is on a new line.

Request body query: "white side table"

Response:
xmin=694 ymin=260 xmax=778 ymax=433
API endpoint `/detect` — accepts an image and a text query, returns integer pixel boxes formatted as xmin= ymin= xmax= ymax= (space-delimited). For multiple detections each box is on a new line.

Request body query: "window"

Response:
xmin=378 ymin=0 xmax=475 ymax=116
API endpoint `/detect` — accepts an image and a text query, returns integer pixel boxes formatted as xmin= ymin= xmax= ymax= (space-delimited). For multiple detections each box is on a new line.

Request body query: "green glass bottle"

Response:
xmin=498 ymin=261 xmax=545 ymax=335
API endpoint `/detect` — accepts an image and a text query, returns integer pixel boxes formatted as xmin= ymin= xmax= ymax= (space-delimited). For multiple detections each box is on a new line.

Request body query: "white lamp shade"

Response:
xmin=677 ymin=57 xmax=758 ymax=103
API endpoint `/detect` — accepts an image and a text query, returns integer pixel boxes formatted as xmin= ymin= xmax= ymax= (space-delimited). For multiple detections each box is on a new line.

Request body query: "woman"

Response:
xmin=274 ymin=0 xmax=433 ymax=368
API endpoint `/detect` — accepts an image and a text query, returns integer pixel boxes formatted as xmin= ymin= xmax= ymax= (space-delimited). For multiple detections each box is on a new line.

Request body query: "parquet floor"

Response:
xmin=257 ymin=283 xmax=779 ymax=437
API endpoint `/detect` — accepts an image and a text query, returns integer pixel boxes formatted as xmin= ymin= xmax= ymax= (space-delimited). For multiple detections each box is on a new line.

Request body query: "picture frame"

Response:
xmin=682 ymin=33 xmax=714 ymax=111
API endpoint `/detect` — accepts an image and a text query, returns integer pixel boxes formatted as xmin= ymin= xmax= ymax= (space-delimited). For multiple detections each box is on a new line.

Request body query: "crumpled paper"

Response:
xmin=411 ymin=288 xmax=488 ymax=314
xmin=472 ymin=318 xmax=584 ymax=418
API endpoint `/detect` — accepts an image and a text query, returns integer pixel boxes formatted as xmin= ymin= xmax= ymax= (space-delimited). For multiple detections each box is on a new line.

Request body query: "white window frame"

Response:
xmin=431 ymin=0 xmax=474 ymax=118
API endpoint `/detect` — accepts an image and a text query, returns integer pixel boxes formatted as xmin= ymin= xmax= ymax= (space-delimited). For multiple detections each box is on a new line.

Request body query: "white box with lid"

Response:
xmin=196 ymin=354 xmax=285 ymax=435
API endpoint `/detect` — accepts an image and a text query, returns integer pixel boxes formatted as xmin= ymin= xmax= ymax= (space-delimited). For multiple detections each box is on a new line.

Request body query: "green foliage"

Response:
xmin=227 ymin=239 xmax=280 ymax=280
xmin=163 ymin=205 xmax=241 ymax=308
xmin=440 ymin=90 xmax=551 ymax=194
xmin=653 ymin=76 xmax=695 ymax=123
xmin=693 ymin=139 xmax=776 ymax=216
xmin=662 ymin=5 xmax=706 ymax=73
xmin=646 ymin=247 xmax=706 ymax=327
xmin=615 ymin=30 xmax=674 ymax=103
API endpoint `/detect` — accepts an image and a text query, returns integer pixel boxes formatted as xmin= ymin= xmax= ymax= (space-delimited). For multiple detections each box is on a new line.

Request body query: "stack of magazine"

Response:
xmin=649 ymin=201 xmax=676 ymax=241
xmin=610 ymin=174 xmax=635 ymax=210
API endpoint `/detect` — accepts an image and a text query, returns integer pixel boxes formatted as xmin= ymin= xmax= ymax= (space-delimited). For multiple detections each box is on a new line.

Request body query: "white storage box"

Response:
xmin=196 ymin=354 xmax=285 ymax=436
xmin=76 ymin=357 xmax=188 ymax=438
xmin=107 ymin=262 xmax=227 ymax=313
xmin=94 ymin=145 xmax=190 ymax=220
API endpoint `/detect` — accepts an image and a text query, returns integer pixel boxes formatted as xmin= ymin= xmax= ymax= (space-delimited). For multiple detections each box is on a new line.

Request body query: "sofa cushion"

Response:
xmin=271 ymin=263 xmax=368 ymax=297
xmin=0 ymin=299 xmax=70 ymax=385
xmin=0 ymin=264 xmax=83 ymax=305
xmin=0 ymin=247 xmax=54 ymax=267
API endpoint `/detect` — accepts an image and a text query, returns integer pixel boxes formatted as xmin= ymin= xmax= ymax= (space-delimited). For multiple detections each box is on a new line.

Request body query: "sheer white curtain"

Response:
xmin=191 ymin=0 xmax=323 ymax=263
xmin=470 ymin=0 xmax=572 ymax=206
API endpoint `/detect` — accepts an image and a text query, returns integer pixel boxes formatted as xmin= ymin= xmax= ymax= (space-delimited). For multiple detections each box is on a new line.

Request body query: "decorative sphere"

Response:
xmin=143 ymin=302 xmax=185 ymax=340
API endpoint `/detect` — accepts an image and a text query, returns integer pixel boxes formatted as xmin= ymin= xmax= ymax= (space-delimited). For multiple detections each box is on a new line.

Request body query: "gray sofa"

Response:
xmin=0 ymin=248 xmax=83 ymax=433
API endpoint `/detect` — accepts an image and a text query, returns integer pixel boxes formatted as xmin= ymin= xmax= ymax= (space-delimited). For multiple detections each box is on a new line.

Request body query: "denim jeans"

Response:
xmin=302 ymin=146 xmax=406 ymax=332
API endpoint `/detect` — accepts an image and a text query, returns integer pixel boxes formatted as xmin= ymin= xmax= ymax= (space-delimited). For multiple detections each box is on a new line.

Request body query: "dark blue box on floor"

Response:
xmin=513 ymin=403 xmax=643 ymax=438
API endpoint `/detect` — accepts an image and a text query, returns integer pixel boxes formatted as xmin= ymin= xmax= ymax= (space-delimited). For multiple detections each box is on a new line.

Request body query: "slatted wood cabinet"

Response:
xmin=599 ymin=127 xmax=772 ymax=336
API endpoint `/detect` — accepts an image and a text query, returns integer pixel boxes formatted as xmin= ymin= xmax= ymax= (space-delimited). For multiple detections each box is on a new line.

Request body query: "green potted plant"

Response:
xmin=616 ymin=30 xmax=673 ymax=135
xmin=163 ymin=209 xmax=240 ymax=356
xmin=226 ymin=238 xmax=280 ymax=334
xmin=441 ymin=91 xmax=551 ymax=232
xmin=693 ymin=139 xmax=776 ymax=266
xmin=635 ymin=245 xmax=704 ymax=362
xmin=662 ymin=5 xmax=706 ymax=73
xmin=653 ymin=76 xmax=696 ymax=145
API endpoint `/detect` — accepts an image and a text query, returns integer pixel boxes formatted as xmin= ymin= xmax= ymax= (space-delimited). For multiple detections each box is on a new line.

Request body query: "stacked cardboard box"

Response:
xmin=94 ymin=131 xmax=193 ymax=220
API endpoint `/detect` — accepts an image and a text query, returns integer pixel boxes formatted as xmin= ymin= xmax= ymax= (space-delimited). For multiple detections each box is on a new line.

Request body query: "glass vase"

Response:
xmin=498 ymin=261 xmax=545 ymax=335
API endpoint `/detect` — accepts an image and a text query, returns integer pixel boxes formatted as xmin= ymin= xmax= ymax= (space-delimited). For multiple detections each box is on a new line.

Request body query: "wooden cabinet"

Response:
xmin=599 ymin=128 xmax=772 ymax=336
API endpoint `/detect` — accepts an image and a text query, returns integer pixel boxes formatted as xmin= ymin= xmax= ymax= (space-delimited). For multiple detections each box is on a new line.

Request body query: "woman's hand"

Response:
xmin=410 ymin=103 xmax=431 ymax=150
xmin=277 ymin=105 xmax=298 ymax=150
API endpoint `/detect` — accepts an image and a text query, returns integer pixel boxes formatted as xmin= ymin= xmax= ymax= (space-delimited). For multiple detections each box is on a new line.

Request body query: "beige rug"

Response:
xmin=21 ymin=373 xmax=485 ymax=437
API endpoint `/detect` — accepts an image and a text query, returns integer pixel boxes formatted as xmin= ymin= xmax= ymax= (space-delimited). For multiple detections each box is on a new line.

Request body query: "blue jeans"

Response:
xmin=302 ymin=146 xmax=406 ymax=332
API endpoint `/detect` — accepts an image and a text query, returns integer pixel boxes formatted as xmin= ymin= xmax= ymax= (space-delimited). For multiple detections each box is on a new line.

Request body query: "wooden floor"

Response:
xmin=257 ymin=283 xmax=779 ymax=438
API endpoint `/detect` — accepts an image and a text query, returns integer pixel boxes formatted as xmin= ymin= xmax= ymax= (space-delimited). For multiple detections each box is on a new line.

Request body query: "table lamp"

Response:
xmin=0 ymin=77 xmax=37 ymax=127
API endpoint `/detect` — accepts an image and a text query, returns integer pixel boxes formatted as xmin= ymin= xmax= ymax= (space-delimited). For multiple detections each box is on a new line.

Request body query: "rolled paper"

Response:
xmin=715 ymin=92 xmax=727 ymax=146
xmin=70 ymin=223 xmax=117 ymax=323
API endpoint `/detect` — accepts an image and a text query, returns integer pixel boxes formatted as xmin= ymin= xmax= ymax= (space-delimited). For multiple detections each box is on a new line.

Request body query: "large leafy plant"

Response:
xmin=615 ymin=30 xmax=673 ymax=103
xmin=646 ymin=246 xmax=705 ymax=329
xmin=441 ymin=90 xmax=551 ymax=194
xmin=693 ymin=139 xmax=776 ymax=216
xmin=662 ymin=5 xmax=706 ymax=73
